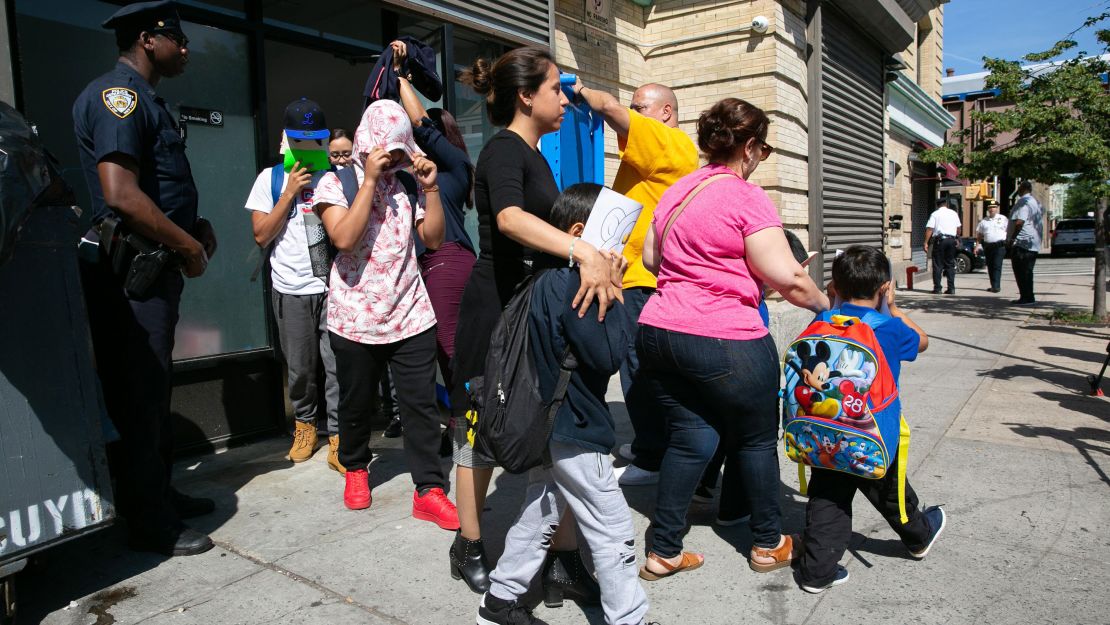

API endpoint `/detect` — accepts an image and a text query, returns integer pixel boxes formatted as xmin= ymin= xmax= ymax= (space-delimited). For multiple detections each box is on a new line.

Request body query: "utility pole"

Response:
xmin=1096 ymin=196 xmax=1107 ymax=319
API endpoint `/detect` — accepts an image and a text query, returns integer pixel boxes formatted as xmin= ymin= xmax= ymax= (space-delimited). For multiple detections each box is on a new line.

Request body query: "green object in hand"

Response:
xmin=285 ymin=148 xmax=330 ymax=173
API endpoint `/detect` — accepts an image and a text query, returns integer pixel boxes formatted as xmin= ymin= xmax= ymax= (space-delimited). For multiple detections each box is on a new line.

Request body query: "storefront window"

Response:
xmin=263 ymin=40 xmax=374 ymax=158
xmin=177 ymin=0 xmax=245 ymax=18
xmin=452 ymin=27 xmax=512 ymax=244
xmin=262 ymin=0 xmax=384 ymax=49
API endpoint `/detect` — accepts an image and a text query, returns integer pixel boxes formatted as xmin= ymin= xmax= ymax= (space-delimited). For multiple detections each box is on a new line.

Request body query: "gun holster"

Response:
xmin=98 ymin=216 xmax=177 ymax=298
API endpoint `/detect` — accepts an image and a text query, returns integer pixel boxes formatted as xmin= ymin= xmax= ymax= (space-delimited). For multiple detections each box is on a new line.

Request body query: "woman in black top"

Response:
xmin=448 ymin=46 xmax=622 ymax=599
xmin=393 ymin=48 xmax=477 ymax=391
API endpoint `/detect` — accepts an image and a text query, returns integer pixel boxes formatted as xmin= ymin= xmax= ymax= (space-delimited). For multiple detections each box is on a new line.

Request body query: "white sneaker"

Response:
xmin=616 ymin=464 xmax=660 ymax=486
xmin=616 ymin=443 xmax=635 ymax=462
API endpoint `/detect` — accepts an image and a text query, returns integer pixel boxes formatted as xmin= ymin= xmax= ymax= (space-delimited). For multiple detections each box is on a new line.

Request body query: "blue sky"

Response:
xmin=944 ymin=0 xmax=1109 ymax=75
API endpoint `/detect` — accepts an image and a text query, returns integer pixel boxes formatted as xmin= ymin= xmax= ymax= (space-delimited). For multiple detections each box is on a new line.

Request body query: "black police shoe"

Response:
xmin=172 ymin=488 xmax=215 ymax=519
xmin=129 ymin=525 xmax=214 ymax=557
xmin=383 ymin=414 xmax=402 ymax=438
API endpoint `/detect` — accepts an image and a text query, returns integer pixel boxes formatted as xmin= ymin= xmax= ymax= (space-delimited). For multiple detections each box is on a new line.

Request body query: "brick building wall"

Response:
xmin=884 ymin=5 xmax=947 ymax=273
xmin=553 ymin=0 xmax=946 ymax=270
xmin=553 ymin=0 xmax=811 ymax=241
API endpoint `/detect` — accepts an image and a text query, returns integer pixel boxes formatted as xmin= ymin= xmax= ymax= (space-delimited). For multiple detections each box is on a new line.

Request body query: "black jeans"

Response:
xmin=620 ymin=287 xmax=666 ymax=471
xmin=636 ymin=325 xmax=782 ymax=555
xmin=984 ymin=241 xmax=1006 ymax=290
xmin=930 ymin=236 xmax=957 ymax=291
xmin=330 ymin=327 xmax=446 ymax=491
xmin=80 ymin=259 xmax=182 ymax=532
xmin=1010 ymin=246 xmax=1038 ymax=302
xmin=798 ymin=453 xmax=931 ymax=586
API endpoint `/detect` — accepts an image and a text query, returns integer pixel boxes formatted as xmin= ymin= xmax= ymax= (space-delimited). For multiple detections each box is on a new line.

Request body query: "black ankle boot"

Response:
xmin=542 ymin=550 xmax=601 ymax=608
xmin=450 ymin=530 xmax=491 ymax=594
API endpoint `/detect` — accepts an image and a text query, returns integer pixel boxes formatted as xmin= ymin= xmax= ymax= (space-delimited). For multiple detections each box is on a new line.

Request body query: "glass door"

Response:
xmin=158 ymin=23 xmax=265 ymax=360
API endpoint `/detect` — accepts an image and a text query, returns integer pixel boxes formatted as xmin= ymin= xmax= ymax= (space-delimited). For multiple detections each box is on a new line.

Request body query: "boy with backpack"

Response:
xmin=244 ymin=99 xmax=342 ymax=472
xmin=790 ymin=245 xmax=945 ymax=593
xmin=476 ymin=183 xmax=652 ymax=625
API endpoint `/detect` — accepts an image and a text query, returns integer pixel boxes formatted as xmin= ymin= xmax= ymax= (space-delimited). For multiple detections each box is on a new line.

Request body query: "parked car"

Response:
xmin=956 ymin=237 xmax=987 ymax=273
xmin=1051 ymin=218 xmax=1096 ymax=256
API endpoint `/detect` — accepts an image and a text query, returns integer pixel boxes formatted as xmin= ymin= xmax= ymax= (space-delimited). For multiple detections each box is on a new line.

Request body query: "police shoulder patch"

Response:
xmin=102 ymin=87 xmax=138 ymax=119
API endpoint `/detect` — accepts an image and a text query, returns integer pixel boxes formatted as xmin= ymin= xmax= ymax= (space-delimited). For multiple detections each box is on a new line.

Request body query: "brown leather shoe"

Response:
xmin=288 ymin=421 xmax=318 ymax=463
xmin=749 ymin=534 xmax=799 ymax=573
xmin=327 ymin=435 xmax=345 ymax=474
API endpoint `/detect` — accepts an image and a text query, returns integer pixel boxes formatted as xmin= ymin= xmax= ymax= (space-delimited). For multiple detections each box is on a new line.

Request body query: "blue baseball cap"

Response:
xmin=283 ymin=98 xmax=330 ymax=140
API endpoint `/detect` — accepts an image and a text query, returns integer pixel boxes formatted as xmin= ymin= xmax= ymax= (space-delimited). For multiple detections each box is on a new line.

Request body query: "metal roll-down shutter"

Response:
xmin=910 ymin=162 xmax=935 ymax=268
xmin=388 ymin=0 xmax=552 ymax=47
xmin=819 ymin=6 xmax=886 ymax=280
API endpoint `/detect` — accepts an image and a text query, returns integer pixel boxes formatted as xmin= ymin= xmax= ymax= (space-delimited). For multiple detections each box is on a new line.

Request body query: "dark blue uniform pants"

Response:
xmin=931 ymin=236 xmax=958 ymax=292
xmin=984 ymin=241 xmax=1006 ymax=291
xmin=80 ymin=259 xmax=182 ymax=532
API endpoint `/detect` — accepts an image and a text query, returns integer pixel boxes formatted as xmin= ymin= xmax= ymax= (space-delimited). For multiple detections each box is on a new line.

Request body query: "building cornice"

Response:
xmin=888 ymin=73 xmax=956 ymax=146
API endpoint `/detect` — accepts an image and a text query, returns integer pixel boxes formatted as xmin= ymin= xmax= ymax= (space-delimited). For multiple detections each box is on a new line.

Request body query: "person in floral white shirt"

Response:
xmin=313 ymin=99 xmax=458 ymax=530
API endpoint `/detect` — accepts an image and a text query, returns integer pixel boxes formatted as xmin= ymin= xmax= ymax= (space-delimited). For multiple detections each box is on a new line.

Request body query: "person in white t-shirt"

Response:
xmin=924 ymin=198 xmax=963 ymax=294
xmin=245 ymin=99 xmax=341 ymax=472
xmin=975 ymin=202 xmax=1008 ymax=293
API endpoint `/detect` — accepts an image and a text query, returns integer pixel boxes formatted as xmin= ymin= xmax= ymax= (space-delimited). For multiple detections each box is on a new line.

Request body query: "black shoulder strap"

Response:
xmin=541 ymin=348 xmax=579 ymax=466
xmin=336 ymin=167 xmax=359 ymax=206
xmin=396 ymin=170 xmax=419 ymax=221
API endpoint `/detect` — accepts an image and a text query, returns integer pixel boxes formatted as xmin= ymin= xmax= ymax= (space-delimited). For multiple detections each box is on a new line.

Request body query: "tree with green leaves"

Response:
xmin=1064 ymin=177 xmax=1103 ymax=219
xmin=923 ymin=7 xmax=1109 ymax=318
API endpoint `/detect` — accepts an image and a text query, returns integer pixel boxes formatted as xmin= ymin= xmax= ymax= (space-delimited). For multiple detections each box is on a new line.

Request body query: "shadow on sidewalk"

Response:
xmin=1005 ymin=422 xmax=1110 ymax=488
xmin=981 ymin=363 xmax=1096 ymax=394
xmin=899 ymin=292 xmax=1033 ymax=322
xmin=13 ymin=431 xmax=293 ymax=624
xmin=1041 ymin=345 xmax=1110 ymax=365
xmin=1020 ymin=324 xmax=1110 ymax=340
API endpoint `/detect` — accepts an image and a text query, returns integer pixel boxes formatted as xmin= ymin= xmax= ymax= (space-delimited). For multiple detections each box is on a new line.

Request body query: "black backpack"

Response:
xmin=468 ymin=272 xmax=578 ymax=474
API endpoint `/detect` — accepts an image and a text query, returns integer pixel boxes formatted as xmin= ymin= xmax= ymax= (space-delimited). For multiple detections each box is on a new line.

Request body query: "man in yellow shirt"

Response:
xmin=572 ymin=80 xmax=699 ymax=485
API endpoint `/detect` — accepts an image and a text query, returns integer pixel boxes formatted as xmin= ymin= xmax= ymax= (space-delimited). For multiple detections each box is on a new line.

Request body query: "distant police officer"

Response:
xmin=73 ymin=0 xmax=217 ymax=557
xmin=924 ymin=198 xmax=962 ymax=295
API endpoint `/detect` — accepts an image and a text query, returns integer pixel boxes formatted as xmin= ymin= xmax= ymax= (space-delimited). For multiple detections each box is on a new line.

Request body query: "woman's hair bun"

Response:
xmin=460 ymin=58 xmax=494 ymax=96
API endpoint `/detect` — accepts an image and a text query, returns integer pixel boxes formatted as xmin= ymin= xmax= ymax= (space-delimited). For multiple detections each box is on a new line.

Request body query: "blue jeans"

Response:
xmin=636 ymin=325 xmax=783 ymax=555
xmin=619 ymin=287 xmax=665 ymax=470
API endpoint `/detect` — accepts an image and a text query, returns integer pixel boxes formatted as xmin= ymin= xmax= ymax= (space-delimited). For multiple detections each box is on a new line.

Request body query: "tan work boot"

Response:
xmin=288 ymin=421 xmax=318 ymax=463
xmin=327 ymin=435 xmax=345 ymax=474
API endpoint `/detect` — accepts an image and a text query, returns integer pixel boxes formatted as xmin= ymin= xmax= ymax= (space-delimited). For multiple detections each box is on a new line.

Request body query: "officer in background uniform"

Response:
xmin=923 ymin=198 xmax=962 ymax=295
xmin=975 ymin=202 xmax=1008 ymax=293
xmin=72 ymin=0 xmax=217 ymax=557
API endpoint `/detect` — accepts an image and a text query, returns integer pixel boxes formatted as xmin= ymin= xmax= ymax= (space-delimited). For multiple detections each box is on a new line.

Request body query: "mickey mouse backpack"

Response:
xmin=782 ymin=309 xmax=912 ymax=523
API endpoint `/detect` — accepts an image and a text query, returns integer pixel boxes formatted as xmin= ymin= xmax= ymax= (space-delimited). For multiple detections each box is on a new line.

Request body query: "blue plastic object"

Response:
xmin=539 ymin=73 xmax=605 ymax=190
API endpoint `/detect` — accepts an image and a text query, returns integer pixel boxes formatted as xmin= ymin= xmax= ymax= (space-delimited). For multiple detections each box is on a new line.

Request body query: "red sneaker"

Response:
xmin=344 ymin=469 xmax=372 ymax=510
xmin=412 ymin=487 xmax=460 ymax=530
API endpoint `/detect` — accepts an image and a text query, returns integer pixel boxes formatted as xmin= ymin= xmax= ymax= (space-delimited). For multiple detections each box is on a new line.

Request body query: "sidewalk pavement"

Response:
xmin=22 ymin=259 xmax=1110 ymax=625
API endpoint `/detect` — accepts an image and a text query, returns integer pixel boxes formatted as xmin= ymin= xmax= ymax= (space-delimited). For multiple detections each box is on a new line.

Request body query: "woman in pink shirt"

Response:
xmin=635 ymin=98 xmax=829 ymax=580
xmin=313 ymin=100 xmax=459 ymax=531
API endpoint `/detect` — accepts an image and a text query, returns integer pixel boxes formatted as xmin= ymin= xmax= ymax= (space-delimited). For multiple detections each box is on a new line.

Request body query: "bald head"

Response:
xmin=631 ymin=83 xmax=679 ymax=127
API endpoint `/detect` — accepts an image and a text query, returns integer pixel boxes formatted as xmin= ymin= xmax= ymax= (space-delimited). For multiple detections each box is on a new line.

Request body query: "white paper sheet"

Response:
xmin=580 ymin=188 xmax=643 ymax=252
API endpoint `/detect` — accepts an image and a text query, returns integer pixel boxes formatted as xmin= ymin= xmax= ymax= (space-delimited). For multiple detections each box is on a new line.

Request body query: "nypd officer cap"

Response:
xmin=102 ymin=1 xmax=185 ymax=39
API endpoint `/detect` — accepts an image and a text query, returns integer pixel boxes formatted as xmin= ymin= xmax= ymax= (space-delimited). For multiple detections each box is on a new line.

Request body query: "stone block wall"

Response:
xmin=554 ymin=0 xmax=812 ymax=239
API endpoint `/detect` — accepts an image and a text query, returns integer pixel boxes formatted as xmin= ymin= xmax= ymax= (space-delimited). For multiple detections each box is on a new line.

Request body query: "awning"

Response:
xmin=911 ymin=140 xmax=960 ymax=181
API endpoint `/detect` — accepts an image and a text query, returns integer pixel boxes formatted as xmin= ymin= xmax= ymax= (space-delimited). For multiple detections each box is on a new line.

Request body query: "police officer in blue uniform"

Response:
xmin=73 ymin=1 xmax=217 ymax=557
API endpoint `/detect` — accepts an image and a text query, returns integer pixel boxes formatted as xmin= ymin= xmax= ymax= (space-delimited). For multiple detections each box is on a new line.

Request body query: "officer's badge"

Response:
xmin=101 ymin=88 xmax=137 ymax=119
